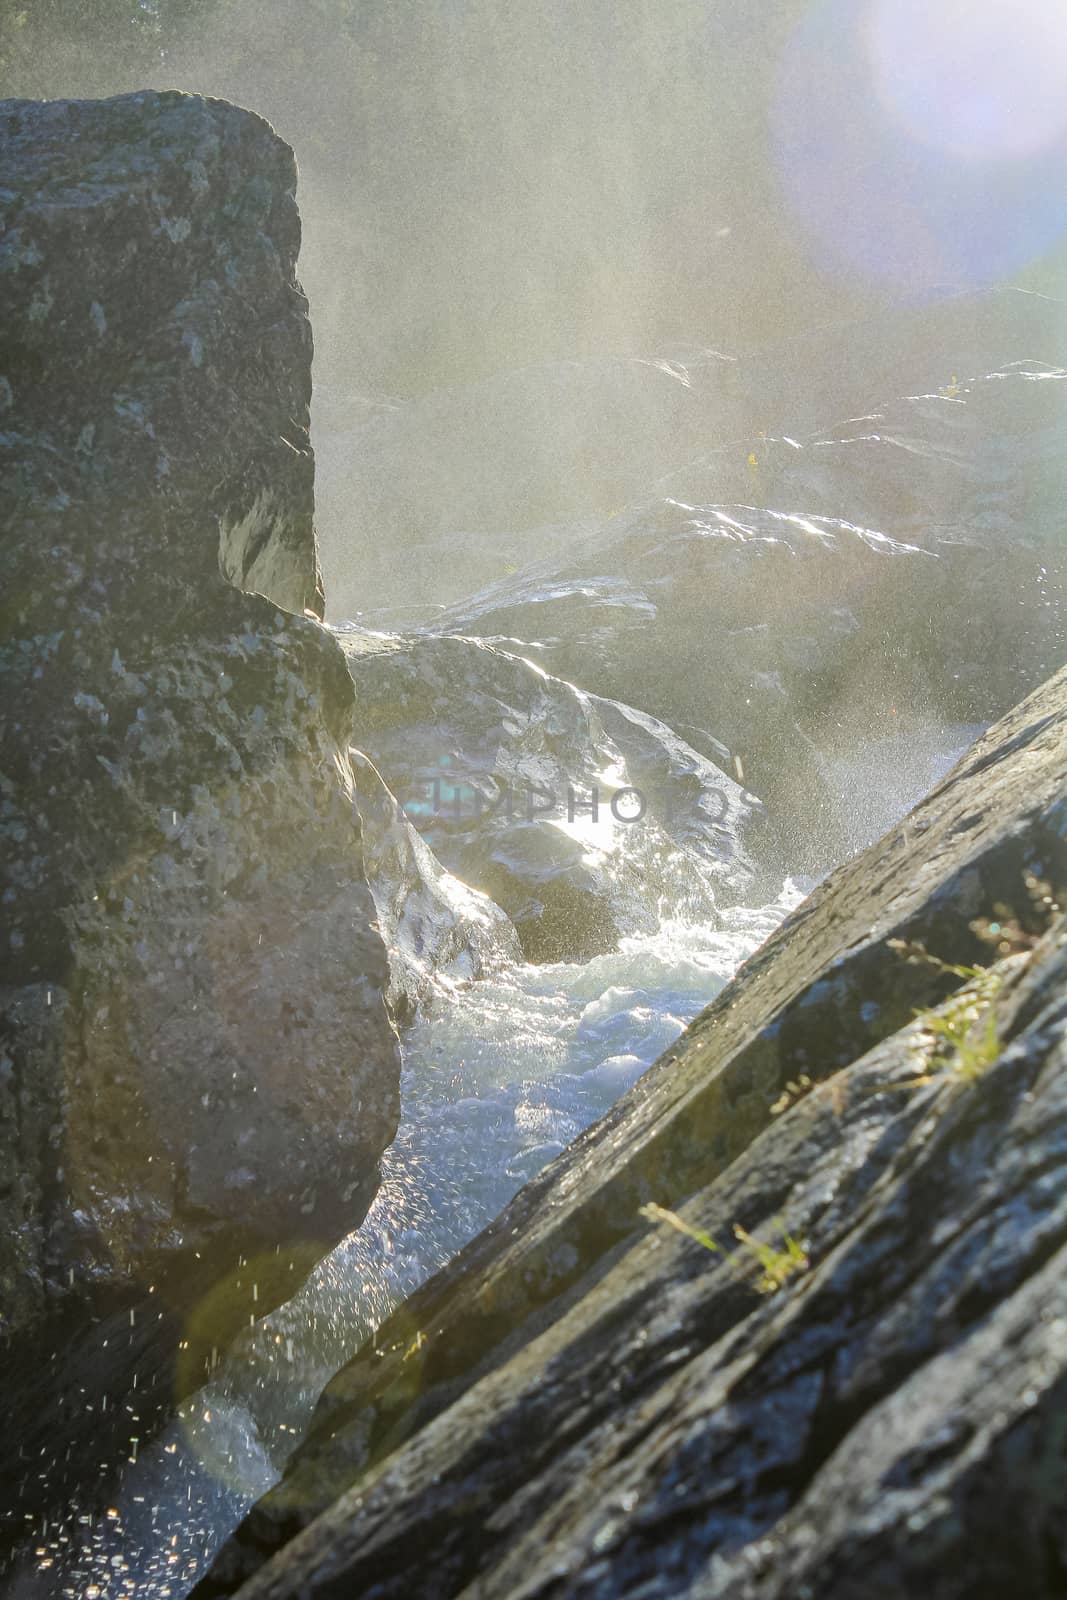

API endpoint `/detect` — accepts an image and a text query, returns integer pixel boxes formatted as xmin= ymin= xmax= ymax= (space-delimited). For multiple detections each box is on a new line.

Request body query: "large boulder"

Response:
xmin=0 ymin=93 xmax=400 ymax=1543
xmin=0 ymin=90 xmax=325 ymax=619
xmin=339 ymin=628 xmax=763 ymax=962
xmin=198 ymin=664 xmax=1067 ymax=1598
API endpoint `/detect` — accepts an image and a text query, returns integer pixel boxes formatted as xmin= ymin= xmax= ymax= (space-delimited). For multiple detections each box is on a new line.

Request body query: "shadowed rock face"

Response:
xmin=198 ymin=665 xmax=1067 ymax=1600
xmin=0 ymin=93 xmax=401 ymax=1544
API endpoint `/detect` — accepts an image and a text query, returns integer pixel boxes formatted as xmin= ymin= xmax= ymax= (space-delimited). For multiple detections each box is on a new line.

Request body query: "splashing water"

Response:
xmin=6 ymin=885 xmax=807 ymax=1599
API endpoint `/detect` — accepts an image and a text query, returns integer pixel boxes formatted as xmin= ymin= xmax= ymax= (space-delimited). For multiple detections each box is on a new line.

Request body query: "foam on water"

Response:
xmin=9 ymin=883 xmax=807 ymax=1598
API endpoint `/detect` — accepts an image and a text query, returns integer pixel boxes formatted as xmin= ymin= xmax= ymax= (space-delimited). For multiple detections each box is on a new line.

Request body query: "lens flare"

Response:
xmin=867 ymin=0 xmax=1067 ymax=162
xmin=773 ymin=0 xmax=1067 ymax=289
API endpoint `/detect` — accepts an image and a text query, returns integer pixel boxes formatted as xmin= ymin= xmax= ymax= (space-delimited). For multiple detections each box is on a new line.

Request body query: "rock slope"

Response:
xmin=199 ymin=662 xmax=1067 ymax=1599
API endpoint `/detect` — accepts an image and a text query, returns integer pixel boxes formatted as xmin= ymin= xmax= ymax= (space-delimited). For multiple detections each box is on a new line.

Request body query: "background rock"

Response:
xmin=318 ymin=287 xmax=1067 ymax=622
xmin=423 ymin=355 xmax=1067 ymax=874
xmin=339 ymin=628 xmax=762 ymax=962
xmin=316 ymin=352 xmax=735 ymax=616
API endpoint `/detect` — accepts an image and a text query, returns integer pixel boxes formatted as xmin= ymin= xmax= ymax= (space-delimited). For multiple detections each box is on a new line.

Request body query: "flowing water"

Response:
xmin=11 ymin=887 xmax=813 ymax=1597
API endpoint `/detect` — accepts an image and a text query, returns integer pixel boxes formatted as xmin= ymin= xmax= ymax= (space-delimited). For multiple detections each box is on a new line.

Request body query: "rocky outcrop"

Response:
xmin=0 ymin=93 xmax=400 ymax=1543
xmin=0 ymin=90 xmax=325 ymax=619
xmin=339 ymin=628 xmax=763 ymax=962
xmin=198 ymin=664 xmax=1067 ymax=1599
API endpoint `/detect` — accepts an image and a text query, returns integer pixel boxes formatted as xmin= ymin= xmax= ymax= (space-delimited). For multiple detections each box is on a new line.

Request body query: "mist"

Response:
xmin=0 ymin=0 xmax=915 ymax=616
xmin=7 ymin=1 xmax=1067 ymax=621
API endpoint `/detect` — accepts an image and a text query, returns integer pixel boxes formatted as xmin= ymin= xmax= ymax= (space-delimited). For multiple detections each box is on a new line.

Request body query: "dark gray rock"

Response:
xmin=197 ymin=664 xmax=1067 ymax=1599
xmin=0 ymin=90 xmax=324 ymax=620
xmin=0 ymin=92 xmax=401 ymax=1544
xmin=339 ymin=628 xmax=762 ymax=962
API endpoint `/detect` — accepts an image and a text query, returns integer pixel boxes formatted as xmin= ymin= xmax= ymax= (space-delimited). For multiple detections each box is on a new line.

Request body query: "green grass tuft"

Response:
xmin=640 ymin=1202 xmax=809 ymax=1296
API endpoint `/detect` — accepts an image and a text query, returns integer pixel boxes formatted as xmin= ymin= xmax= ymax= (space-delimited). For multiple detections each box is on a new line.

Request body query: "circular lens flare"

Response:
xmin=867 ymin=0 xmax=1067 ymax=161
xmin=773 ymin=0 xmax=1067 ymax=289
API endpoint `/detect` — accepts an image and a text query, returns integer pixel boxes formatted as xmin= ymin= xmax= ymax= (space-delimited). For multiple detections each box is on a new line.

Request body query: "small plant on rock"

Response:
xmin=882 ymin=939 xmax=1004 ymax=1091
xmin=922 ymin=998 xmax=1002 ymax=1083
xmin=731 ymin=1223 xmax=810 ymax=1295
xmin=885 ymin=868 xmax=1064 ymax=1092
xmin=770 ymin=1073 xmax=814 ymax=1116
xmin=639 ymin=1202 xmax=809 ymax=1297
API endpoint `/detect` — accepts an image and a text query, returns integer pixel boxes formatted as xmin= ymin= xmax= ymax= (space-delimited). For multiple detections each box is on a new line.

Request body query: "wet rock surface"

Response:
xmin=198 ymin=664 xmax=1067 ymax=1599
xmin=339 ymin=628 xmax=762 ymax=962
xmin=0 ymin=93 xmax=402 ymax=1546
xmin=323 ymin=295 xmax=1067 ymax=881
